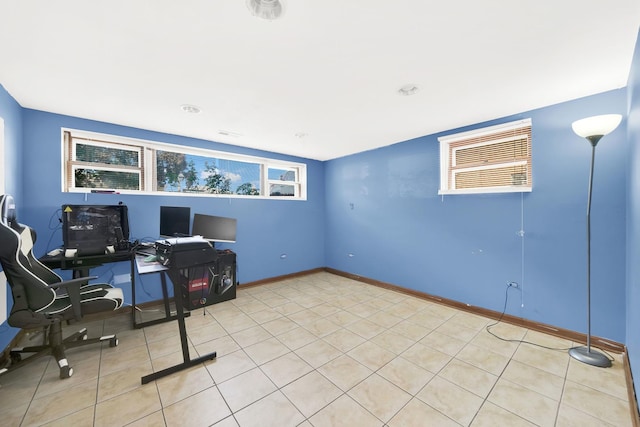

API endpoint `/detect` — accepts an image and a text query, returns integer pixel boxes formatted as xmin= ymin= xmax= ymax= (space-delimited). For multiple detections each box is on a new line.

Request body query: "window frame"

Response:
xmin=62 ymin=128 xmax=307 ymax=200
xmin=438 ymin=118 xmax=532 ymax=195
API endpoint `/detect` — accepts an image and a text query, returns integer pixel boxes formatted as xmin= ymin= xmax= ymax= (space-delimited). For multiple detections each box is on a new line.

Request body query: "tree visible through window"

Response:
xmin=63 ymin=130 xmax=306 ymax=199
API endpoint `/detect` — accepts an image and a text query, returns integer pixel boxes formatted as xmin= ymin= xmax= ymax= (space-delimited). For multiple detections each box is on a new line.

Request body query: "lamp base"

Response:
xmin=568 ymin=346 xmax=612 ymax=368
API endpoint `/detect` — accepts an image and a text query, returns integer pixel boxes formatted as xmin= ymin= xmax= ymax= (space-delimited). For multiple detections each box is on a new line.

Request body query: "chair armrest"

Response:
xmin=49 ymin=276 xmax=99 ymax=321
xmin=48 ymin=276 xmax=99 ymax=290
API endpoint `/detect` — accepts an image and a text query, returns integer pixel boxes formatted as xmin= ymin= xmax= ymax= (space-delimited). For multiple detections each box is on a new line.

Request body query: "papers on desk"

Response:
xmin=135 ymin=254 xmax=168 ymax=274
xmin=157 ymin=235 xmax=206 ymax=245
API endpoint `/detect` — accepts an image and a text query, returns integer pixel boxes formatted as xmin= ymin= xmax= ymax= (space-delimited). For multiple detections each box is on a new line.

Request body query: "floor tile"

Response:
xmin=348 ymin=373 xmax=412 ymax=422
xmin=243 ymin=337 xmax=290 ymax=365
xmin=308 ymin=394 xmax=383 ymax=427
xmin=438 ymin=358 xmax=498 ymax=398
xmin=472 ymin=401 xmax=536 ymax=426
xmin=22 ymin=378 xmax=97 ymax=426
xmin=281 ymin=371 xmax=343 ymax=417
xmin=322 ymin=328 xmax=366 ymax=352
xmin=234 ymin=390 xmax=304 ymax=427
xmin=416 ymin=375 xmax=484 ymax=426
xmin=561 ymin=380 xmax=631 ymax=427
xmin=502 ymin=359 xmax=564 ymax=400
xmin=317 ymin=354 xmax=373 ymax=391
xmin=156 ymin=364 xmax=214 ymax=407
xmin=97 ymin=359 xmax=152 ymax=402
xmin=488 ymin=378 xmax=559 ymax=427
xmin=206 ymin=350 xmax=257 ymax=383
xmin=217 ymin=367 xmax=277 ymax=412
xmin=388 ymin=398 xmax=459 ymax=427
xmin=346 ymin=340 xmax=396 ymax=371
xmin=377 ymin=356 xmax=434 ymax=394
xmin=400 ymin=342 xmax=451 ymax=373
xmin=163 ymin=386 xmax=231 ymax=427
xmin=94 ymin=382 xmax=162 ymax=427
xmin=455 ymin=343 xmax=510 ymax=376
xmin=1 ymin=272 xmax=634 ymax=427
xmin=295 ymin=339 xmax=342 ymax=368
xmin=260 ymin=351 xmax=314 ymax=387
xmin=40 ymin=406 xmax=95 ymax=427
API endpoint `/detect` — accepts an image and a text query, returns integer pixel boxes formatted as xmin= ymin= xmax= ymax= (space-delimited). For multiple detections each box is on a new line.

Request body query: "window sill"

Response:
xmin=438 ymin=186 xmax=532 ymax=196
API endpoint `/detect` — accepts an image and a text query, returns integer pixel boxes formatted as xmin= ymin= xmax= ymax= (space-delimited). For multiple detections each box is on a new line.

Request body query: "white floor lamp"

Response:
xmin=569 ymin=113 xmax=622 ymax=368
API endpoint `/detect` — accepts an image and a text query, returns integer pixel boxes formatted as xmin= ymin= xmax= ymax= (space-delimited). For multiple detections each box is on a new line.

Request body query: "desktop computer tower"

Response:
xmin=178 ymin=250 xmax=236 ymax=310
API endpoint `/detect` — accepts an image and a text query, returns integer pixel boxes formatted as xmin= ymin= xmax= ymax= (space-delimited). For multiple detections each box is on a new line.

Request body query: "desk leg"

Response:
xmin=133 ymin=271 xmax=191 ymax=329
xmin=160 ymin=273 xmax=172 ymax=318
xmin=131 ymin=255 xmax=137 ymax=329
xmin=141 ymin=268 xmax=216 ymax=384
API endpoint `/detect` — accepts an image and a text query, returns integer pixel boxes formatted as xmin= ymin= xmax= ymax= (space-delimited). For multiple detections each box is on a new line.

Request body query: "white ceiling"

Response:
xmin=1 ymin=1 xmax=639 ymax=161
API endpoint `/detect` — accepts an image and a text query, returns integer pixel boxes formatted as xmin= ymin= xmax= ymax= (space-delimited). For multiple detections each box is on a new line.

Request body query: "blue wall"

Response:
xmin=626 ymin=29 xmax=640 ymax=406
xmin=2 ymin=31 xmax=640 ymax=403
xmin=19 ymin=109 xmax=326 ymax=306
xmin=0 ymin=84 xmax=24 ymax=354
xmin=325 ymin=90 xmax=628 ymax=343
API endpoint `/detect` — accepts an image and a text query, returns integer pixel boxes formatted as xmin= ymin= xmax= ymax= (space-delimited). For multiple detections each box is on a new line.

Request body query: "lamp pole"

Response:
xmin=568 ymin=114 xmax=621 ymax=368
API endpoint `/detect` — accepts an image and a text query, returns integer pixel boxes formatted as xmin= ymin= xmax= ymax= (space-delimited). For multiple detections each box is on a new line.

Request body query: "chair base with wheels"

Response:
xmin=0 ymin=194 xmax=124 ymax=380
xmin=7 ymin=318 xmax=119 ymax=379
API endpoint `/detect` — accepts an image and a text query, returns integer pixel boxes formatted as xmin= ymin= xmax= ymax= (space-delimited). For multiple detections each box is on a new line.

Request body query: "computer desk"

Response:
xmin=137 ymin=256 xmax=218 ymax=384
xmin=39 ymin=249 xmax=214 ymax=383
xmin=39 ymin=249 xmax=189 ymax=329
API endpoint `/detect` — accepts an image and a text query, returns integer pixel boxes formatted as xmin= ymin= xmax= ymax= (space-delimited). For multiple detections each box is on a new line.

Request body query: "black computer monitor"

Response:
xmin=62 ymin=204 xmax=130 ymax=255
xmin=159 ymin=206 xmax=191 ymax=238
xmin=192 ymin=213 xmax=237 ymax=243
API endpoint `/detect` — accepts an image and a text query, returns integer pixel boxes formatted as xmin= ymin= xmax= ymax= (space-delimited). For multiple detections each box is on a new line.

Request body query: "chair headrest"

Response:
xmin=0 ymin=194 xmax=17 ymax=226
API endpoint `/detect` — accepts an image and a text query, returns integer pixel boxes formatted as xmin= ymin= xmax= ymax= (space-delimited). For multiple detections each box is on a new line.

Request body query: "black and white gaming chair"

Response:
xmin=0 ymin=194 xmax=124 ymax=379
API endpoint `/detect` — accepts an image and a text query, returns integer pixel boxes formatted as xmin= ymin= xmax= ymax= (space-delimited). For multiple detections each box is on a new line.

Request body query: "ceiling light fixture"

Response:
xmin=218 ymin=130 xmax=242 ymax=138
xmin=246 ymin=0 xmax=284 ymax=20
xmin=180 ymin=104 xmax=201 ymax=114
xmin=398 ymin=84 xmax=419 ymax=96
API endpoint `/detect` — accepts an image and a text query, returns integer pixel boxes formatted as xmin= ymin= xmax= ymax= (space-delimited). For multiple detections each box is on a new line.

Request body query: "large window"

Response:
xmin=438 ymin=118 xmax=532 ymax=195
xmin=63 ymin=129 xmax=307 ymax=200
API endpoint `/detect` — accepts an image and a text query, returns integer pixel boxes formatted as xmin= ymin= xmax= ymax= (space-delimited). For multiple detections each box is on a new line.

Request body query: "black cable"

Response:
xmin=486 ymin=283 xmax=614 ymax=361
xmin=43 ymin=208 xmax=63 ymax=254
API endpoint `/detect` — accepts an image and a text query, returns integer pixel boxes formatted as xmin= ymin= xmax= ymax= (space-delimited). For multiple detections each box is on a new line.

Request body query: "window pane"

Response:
xmin=156 ymin=150 xmax=260 ymax=195
xmin=270 ymin=183 xmax=295 ymax=196
xmin=74 ymin=168 xmax=140 ymax=190
xmin=76 ymin=143 xmax=139 ymax=166
xmin=454 ymin=138 xmax=528 ymax=167
xmin=269 ymin=168 xmax=296 ymax=182
xmin=439 ymin=118 xmax=532 ymax=194
xmin=454 ymin=164 xmax=528 ymax=189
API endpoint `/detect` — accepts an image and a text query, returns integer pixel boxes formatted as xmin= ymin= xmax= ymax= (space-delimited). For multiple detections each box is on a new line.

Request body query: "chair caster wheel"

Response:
xmin=60 ymin=366 xmax=74 ymax=379
xmin=10 ymin=353 xmax=22 ymax=364
xmin=109 ymin=337 xmax=119 ymax=347
xmin=78 ymin=332 xmax=88 ymax=341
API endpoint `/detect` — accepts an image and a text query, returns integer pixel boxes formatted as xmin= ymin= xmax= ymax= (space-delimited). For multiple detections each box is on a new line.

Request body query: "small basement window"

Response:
xmin=438 ymin=118 xmax=532 ymax=195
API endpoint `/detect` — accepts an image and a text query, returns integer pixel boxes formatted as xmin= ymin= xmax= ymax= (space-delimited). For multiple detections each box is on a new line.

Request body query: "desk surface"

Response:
xmin=40 ymin=250 xmax=133 ymax=271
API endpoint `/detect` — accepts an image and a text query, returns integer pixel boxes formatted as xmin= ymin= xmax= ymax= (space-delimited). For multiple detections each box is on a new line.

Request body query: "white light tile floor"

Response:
xmin=0 ymin=272 xmax=635 ymax=426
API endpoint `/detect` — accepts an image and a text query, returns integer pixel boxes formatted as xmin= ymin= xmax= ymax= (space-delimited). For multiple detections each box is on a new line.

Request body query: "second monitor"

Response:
xmin=192 ymin=213 xmax=237 ymax=244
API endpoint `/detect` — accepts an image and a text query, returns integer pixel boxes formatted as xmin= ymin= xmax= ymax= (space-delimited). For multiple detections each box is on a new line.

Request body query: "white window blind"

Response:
xmin=439 ymin=119 xmax=532 ymax=194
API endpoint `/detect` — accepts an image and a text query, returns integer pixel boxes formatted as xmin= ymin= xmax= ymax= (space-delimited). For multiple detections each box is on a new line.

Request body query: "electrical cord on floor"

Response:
xmin=486 ymin=282 xmax=615 ymax=362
